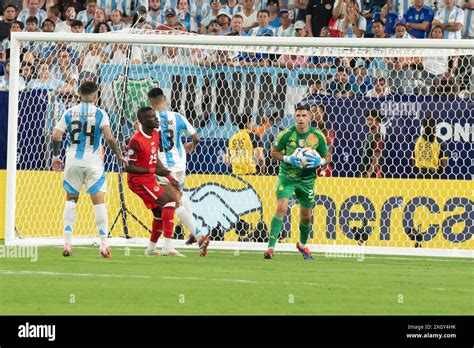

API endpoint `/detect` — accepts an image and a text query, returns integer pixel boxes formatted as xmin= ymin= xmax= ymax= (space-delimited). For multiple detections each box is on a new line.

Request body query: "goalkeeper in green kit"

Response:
xmin=264 ymin=104 xmax=330 ymax=260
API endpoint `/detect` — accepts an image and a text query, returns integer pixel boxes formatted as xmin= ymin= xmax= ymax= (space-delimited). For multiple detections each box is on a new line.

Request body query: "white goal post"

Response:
xmin=5 ymin=31 xmax=474 ymax=258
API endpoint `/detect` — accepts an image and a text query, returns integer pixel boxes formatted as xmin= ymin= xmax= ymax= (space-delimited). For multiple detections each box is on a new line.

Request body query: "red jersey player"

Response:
xmin=125 ymin=107 xmax=183 ymax=256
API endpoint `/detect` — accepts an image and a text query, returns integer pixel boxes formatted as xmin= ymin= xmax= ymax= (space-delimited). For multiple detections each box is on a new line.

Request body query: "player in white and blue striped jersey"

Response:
xmin=147 ymin=88 xmax=210 ymax=256
xmin=52 ymin=81 xmax=126 ymax=259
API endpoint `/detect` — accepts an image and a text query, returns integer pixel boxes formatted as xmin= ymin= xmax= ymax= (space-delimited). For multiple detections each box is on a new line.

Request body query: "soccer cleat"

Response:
xmin=263 ymin=248 xmax=274 ymax=259
xmin=99 ymin=244 xmax=112 ymax=259
xmin=198 ymin=236 xmax=210 ymax=257
xmin=63 ymin=243 xmax=72 ymax=257
xmin=185 ymin=235 xmax=197 ymax=245
xmin=296 ymin=242 xmax=313 ymax=260
xmin=144 ymin=248 xmax=161 ymax=256
xmin=160 ymin=248 xmax=186 ymax=257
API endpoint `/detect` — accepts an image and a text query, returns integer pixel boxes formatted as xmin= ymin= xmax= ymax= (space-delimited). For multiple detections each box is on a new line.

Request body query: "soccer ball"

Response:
xmin=296 ymin=147 xmax=319 ymax=167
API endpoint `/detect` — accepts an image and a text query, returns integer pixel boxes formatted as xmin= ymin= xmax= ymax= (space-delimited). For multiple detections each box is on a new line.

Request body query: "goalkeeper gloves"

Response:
xmin=306 ymin=155 xmax=326 ymax=169
xmin=283 ymin=155 xmax=303 ymax=169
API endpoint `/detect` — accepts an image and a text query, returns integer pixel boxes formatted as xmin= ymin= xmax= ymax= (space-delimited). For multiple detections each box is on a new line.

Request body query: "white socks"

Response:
xmin=94 ymin=203 xmax=108 ymax=244
xmin=163 ymin=237 xmax=173 ymax=250
xmin=63 ymin=200 xmax=76 ymax=244
xmin=176 ymin=196 xmax=204 ymax=238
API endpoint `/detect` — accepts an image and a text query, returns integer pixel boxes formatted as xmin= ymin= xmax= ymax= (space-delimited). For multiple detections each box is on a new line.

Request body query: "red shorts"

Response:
xmin=127 ymin=175 xmax=165 ymax=209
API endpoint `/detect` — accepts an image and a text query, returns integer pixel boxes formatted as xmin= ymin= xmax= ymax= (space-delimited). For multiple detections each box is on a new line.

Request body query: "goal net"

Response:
xmin=5 ymin=31 xmax=473 ymax=258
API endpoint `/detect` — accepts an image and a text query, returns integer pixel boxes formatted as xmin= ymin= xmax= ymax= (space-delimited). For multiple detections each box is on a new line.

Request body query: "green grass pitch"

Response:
xmin=0 ymin=245 xmax=472 ymax=315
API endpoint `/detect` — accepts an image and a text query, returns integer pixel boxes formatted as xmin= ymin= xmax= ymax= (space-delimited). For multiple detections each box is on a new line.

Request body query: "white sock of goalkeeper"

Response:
xmin=175 ymin=200 xmax=203 ymax=239
xmin=94 ymin=203 xmax=108 ymax=244
xmin=63 ymin=200 xmax=76 ymax=244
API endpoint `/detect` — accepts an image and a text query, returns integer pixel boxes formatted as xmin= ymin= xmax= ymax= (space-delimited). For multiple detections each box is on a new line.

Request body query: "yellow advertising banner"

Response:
xmin=1 ymin=170 xmax=472 ymax=250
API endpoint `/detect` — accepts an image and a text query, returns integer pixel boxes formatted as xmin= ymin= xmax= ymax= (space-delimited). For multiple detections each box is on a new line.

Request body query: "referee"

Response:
xmin=411 ymin=116 xmax=448 ymax=179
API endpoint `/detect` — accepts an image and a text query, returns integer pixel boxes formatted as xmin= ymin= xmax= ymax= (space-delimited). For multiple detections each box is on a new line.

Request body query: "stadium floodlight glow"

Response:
xmin=5 ymin=31 xmax=473 ymax=258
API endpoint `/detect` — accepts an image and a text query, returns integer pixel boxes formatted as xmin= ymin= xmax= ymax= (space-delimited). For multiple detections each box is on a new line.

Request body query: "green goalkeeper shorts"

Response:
xmin=275 ymin=176 xmax=315 ymax=208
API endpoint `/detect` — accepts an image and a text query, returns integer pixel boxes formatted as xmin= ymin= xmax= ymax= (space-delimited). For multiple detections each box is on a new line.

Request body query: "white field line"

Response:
xmin=0 ymin=269 xmax=151 ymax=279
xmin=72 ymin=246 xmax=474 ymax=263
xmin=0 ymin=269 xmax=317 ymax=287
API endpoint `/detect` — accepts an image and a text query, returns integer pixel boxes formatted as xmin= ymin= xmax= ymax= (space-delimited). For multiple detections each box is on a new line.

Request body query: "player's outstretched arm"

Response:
xmin=51 ymin=128 xmax=64 ymax=172
xmin=103 ymin=126 xmax=128 ymax=165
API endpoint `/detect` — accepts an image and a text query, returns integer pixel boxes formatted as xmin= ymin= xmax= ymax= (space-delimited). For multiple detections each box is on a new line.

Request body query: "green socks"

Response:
xmin=268 ymin=215 xmax=283 ymax=249
xmin=299 ymin=222 xmax=312 ymax=246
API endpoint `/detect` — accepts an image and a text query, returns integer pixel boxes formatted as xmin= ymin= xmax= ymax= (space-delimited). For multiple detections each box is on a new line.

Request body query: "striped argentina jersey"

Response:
xmin=54 ymin=103 xmax=110 ymax=168
xmin=157 ymin=110 xmax=196 ymax=172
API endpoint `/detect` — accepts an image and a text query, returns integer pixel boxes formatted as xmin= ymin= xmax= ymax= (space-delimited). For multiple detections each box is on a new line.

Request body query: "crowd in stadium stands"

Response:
xmin=0 ymin=0 xmax=471 ymax=127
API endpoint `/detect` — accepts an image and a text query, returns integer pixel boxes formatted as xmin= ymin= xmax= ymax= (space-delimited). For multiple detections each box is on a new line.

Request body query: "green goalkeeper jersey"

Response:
xmin=273 ymin=126 xmax=328 ymax=183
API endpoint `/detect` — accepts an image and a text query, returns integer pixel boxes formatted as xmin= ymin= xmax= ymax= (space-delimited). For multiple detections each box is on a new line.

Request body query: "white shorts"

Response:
xmin=156 ymin=170 xmax=186 ymax=190
xmin=63 ymin=165 xmax=106 ymax=195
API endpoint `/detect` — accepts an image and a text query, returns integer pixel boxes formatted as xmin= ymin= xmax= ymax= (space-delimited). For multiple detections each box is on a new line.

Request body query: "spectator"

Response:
xmin=177 ymin=0 xmax=198 ymax=32
xmin=131 ymin=5 xmax=153 ymax=29
xmin=291 ymin=0 xmax=309 ymax=22
xmin=308 ymin=79 xmax=328 ymax=95
xmin=108 ymin=9 xmax=128 ymax=31
xmin=411 ymin=116 xmax=448 ymax=179
xmin=339 ymin=0 xmax=366 ymax=37
xmin=274 ymin=51 xmax=306 ymax=69
xmin=77 ymin=0 xmax=97 ymax=26
xmin=25 ymin=15 xmax=39 ymax=32
xmin=224 ymin=113 xmax=265 ymax=175
xmin=206 ymin=18 xmax=221 ymax=34
xmin=147 ymin=0 xmax=164 ymax=25
xmin=350 ymin=60 xmax=373 ymax=95
xmin=20 ymin=62 xmax=34 ymax=86
xmin=360 ymin=109 xmax=384 ymax=178
xmin=237 ymin=0 xmax=259 ymax=32
xmin=109 ymin=43 xmax=143 ymax=65
xmin=371 ymin=18 xmax=388 ymax=37
xmin=78 ymin=42 xmax=110 ymax=83
xmin=373 ymin=0 xmax=398 ymax=36
xmin=320 ymin=25 xmax=333 ymax=36
xmin=267 ymin=0 xmax=282 ymax=27
xmin=70 ymin=19 xmax=84 ymax=32
xmin=84 ymin=7 xmax=105 ymax=33
xmin=306 ymin=0 xmax=334 ymax=37
xmin=1 ymin=4 xmax=19 ymax=24
xmin=421 ymin=24 xmax=458 ymax=96
xmin=459 ymin=0 xmax=474 ymax=39
xmin=27 ymin=62 xmax=73 ymax=93
xmin=365 ymin=76 xmax=390 ymax=97
xmin=433 ymin=0 xmax=464 ymax=39
xmin=274 ymin=8 xmax=295 ymax=35
xmin=0 ymin=60 xmax=25 ymax=90
xmin=216 ymin=9 xmax=231 ymax=34
xmin=163 ymin=8 xmax=179 ymax=29
xmin=199 ymin=0 xmax=222 ymax=33
xmin=327 ymin=66 xmax=359 ymax=97
xmin=55 ymin=5 xmax=77 ymax=32
xmin=310 ymin=103 xmax=334 ymax=177
xmin=1 ymin=20 xmax=23 ymax=62
xmin=360 ymin=0 xmax=384 ymax=38
xmin=385 ymin=54 xmax=421 ymax=94
xmin=294 ymin=19 xmax=307 ymax=36
xmin=404 ymin=0 xmax=434 ymax=38
xmin=248 ymin=9 xmax=275 ymax=35
xmin=46 ymin=5 xmax=60 ymax=23
xmin=52 ymin=49 xmax=79 ymax=88
xmin=17 ymin=0 xmax=47 ymax=26
xmin=41 ymin=17 xmax=55 ymax=32
xmin=392 ymin=18 xmax=414 ymax=38
xmin=229 ymin=13 xmax=246 ymax=34
xmin=93 ymin=21 xmax=112 ymax=33
xmin=223 ymin=0 xmax=244 ymax=16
